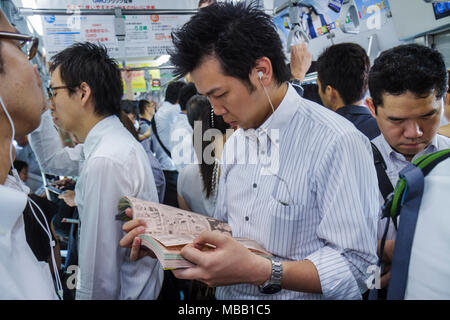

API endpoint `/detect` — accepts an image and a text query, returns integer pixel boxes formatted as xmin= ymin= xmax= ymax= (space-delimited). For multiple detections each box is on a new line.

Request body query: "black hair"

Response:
xmin=190 ymin=99 xmax=230 ymax=199
xmin=120 ymin=99 xmax=139 ymax=119
xmin=186 ymin=94 xmax=209 ymax=129
xmin=119 ymin=111 xmax=139 ymax=141
xmin=13 ymin=159 xmax=28 ymax=172
xmin=178 ymin=82 xmax=198 ymax=111
xmin=165 ymin=80 xmax=185 ymax=104
xmin=138 ymin=99 xmax=150 ymax=115
xmin=369 ymin=44 xmax=448 ymax=113
xmin=169 ymin=2 xmax=290 ymax=91
xmin=317 ymin=43 xmax=370 ymax=106
xmin=49 ymin=42 xmax=123 ymax=117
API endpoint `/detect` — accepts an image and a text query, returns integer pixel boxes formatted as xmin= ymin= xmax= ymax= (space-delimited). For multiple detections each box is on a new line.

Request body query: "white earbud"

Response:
xmin=256 ymin=71 xmax=275 ymax=114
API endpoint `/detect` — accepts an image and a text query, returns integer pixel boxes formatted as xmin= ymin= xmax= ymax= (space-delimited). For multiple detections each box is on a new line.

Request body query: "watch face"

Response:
xmin=260 ymin=284 xmax=282 ymax=294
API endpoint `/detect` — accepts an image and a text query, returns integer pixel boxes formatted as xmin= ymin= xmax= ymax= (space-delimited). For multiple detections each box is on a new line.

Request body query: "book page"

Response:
xmin=125 ymin=197 xmax=232 ymax=238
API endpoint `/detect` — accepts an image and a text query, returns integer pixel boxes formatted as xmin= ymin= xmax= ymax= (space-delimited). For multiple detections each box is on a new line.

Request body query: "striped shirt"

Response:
xmin=214 ymin=84 xmax=379 ymax=300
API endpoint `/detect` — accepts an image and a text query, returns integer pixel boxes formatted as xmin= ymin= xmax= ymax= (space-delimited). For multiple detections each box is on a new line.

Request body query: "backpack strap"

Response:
xmin=387 ymin=149 xmax=450 ymax=299
xmin=371 ymin=143 xmax=394 ymax=201
xmin=386 ymin=163 xmax=424 ymax=299
xmin=151 ymin=115 xmax=172 ymax=158
xmin=368 ymin=143 xmax=395 ymax=300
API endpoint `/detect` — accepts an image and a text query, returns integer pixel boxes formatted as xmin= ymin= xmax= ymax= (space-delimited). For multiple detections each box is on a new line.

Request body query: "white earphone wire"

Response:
xmin=0 ymin=95 xmax=63 ymax=299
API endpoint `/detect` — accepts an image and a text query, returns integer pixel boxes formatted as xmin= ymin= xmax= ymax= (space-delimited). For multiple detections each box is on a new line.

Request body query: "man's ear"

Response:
xmin=79 ymin=82 xmax=91 ymax=106
xmin=325 ymin=85 xmax=338 ymax=110
xmin=253 ymin=57 xmax=273 ymax=87
xmin=366 ymin=98 xmax=376 ymax=117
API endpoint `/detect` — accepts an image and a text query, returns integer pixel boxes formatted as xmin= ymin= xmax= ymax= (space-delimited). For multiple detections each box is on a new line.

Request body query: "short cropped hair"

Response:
xmin=170 ymin=2 xmax=290 ymax=91
xmin=369 ymin=44 xmax=448 ymax=113
xmin=49 ymin=42 xmax=123 ymax=117
xmin=317 ymin=43 xmax=370 ymax=105
xmin=13 ymin=159 xmax=28 ymax=172
xmin=138 ymin=99 xmax=150 ymax=115
xmin=178 ymin=82 xmax=198 ymax=111
xmin=165 ymin=81 xmax=185 ymax=104
xmin=120 ymin=99 xmax=138 ymax=118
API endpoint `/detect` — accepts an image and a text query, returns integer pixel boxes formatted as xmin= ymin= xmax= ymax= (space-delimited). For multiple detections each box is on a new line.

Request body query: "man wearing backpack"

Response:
xmin=366 ymin=44 xmax=450 ymax=289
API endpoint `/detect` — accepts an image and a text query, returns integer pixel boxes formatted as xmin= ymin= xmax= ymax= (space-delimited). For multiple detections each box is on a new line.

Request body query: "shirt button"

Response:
xmin=245 ymin=216 xmax=249 ymax=221
xmin=253 ymin=183 xmax=257 ymax=188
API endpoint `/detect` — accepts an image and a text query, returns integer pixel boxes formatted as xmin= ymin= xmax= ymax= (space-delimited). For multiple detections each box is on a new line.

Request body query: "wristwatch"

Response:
xmin=258 ymin=259 xmax=282 ymax=294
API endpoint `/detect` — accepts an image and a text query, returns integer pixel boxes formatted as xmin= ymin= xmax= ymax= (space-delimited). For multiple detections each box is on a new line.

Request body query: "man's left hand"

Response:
xmin=172 ymin=230 xmax=271 ymax=288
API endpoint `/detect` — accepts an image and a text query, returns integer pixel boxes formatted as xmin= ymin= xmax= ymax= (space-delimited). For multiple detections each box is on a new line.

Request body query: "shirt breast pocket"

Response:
xmin=266 ymin=197 xmax=307 ymax=259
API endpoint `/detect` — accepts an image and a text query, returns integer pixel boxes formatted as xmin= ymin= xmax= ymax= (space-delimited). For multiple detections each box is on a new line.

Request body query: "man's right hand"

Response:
xmin=290 ymin=43 xmax=312 ymax=82
xmin=119 ymin=208 xmax=156 ymax=261
xmin=121 ymin=67 xmax=133 ymax=85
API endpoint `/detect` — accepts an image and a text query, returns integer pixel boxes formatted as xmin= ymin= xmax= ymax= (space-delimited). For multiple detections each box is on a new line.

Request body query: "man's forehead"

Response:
xmin=381 ymin=91 xmax=441 ymax=106
xmin=49 ymin=66 xmax=62 ymax=85
xmin=190 ymin=55 xmax=227 ymax=92
xmin=380 ymin=91 xmax=442 ymax=116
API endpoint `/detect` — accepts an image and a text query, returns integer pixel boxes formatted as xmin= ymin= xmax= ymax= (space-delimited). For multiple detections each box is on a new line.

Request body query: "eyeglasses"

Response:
xmin=0 ymin=31 xmax=39 ymax=60
xmin=46 ymin=85 xmax=79 ymax=99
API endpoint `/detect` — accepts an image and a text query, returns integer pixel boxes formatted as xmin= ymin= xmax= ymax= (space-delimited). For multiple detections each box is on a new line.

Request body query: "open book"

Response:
xmin=118 ymin=196 xmax=272 ymax=270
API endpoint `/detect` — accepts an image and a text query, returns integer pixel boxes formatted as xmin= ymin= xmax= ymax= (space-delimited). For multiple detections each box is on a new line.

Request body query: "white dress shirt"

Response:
xmin=177 ymin=164 xmax=216 ymax=217
xmin=214 ymin=84 xmax=379 ymax=300
xmin=29 ymin=111 xmax=163 ymax=300
xmin=0 ymin=177 xmax=57 ymax=300
xmin=170 ymin=112 xmax=195 ymax=172
xmin=151 ymin=101 xmax=179 ymax=171
xmin=371 ymin=133 xmax=450 ymax=240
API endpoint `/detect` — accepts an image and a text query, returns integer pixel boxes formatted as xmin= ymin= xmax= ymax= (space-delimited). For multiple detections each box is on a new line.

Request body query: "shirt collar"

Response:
xmin=240 ymin=83 xmax=297 ymax=144
xmin=377 ymin=133 xmax=439 ymax=163
xmin=83 ymin=115 xmax=119 ymax=160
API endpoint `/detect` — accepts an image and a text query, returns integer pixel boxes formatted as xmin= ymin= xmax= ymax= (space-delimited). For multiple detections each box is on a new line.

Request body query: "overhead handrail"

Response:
xmin=339 ymin=0 xmax=360 ymax=34
xmin=286 ymin=0 xmax=309 ymax=51
xmin=18 ymin=8 xmax=198 ymax=16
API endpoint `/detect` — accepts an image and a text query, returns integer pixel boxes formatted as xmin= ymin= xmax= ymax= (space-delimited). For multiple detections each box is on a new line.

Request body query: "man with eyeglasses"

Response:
xmin=28 ymin=42 xmax=163 ymax=299
xmin=0 ymin=9 xmax=57 ymax=299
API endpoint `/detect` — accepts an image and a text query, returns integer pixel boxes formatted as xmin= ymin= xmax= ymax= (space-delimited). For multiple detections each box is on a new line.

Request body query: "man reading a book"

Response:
xmin=121 ymin=3 xmax=379 ymax=300
xmin=29 ymin=43 xmax=163 ymax=299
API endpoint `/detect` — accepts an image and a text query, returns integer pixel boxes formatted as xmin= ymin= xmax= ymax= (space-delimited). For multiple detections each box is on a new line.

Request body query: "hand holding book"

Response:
xmin=118 ymin=196 xmax=272 ymax=270
xmin=120 ymin=209 xmax=156 ymax=261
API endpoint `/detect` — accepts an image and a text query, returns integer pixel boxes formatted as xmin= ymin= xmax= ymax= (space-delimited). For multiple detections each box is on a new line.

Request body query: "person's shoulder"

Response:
xmin=178 ymin=164 xmax=201 ymax=189
xmin=296 ymin=97 xmax=362 ymax=138
xmin=436 ymin=133 xmax=450 ymax=149
xmin=92 ymin=123 xmax=144 ymax=161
